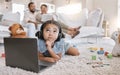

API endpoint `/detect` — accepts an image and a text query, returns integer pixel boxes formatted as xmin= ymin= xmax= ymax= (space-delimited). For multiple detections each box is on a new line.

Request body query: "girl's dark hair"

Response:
xmin=36 ymin=20 xmax=65 ymax=41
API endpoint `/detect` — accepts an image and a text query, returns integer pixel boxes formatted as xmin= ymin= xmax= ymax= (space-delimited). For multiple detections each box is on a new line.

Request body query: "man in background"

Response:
xmin=23 ymin=2 xmax=40 ymax=38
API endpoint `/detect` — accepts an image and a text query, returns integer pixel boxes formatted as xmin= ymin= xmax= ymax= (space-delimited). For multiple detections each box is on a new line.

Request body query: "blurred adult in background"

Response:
xmin=23 ymin=2 xmax=41 ymax=38
xmin=36 ymin=4 xmax=80 ymax=38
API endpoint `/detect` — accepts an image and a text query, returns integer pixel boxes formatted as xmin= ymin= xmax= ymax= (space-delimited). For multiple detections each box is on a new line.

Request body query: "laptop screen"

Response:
xmin=4 ymin=38 xmax=40 ymax=73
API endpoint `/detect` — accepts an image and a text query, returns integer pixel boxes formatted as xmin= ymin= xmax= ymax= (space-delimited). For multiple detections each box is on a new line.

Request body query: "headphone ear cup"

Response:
xmin=35 ymin=31 xmax=42 ymax=39
xmin=58 ymin=33 xmax=62 ymax=39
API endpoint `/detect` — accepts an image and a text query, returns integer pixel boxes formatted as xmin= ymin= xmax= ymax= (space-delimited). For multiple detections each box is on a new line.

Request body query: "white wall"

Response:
xmin=54 ymin=0 xmax=84 ymax=9
xmin=92 ymin=0 xmax=118 ymax=36
xmin=12 ymin=0 xmax=30 ymax=8
xmin=0 ymin=0 xmax=12 ymax=13
xmin=0 ymin=0 xmax=54 ymax=13
xmin=0 ymin=0 xmax=30 ymax=13
xmin=53 ymin=0 xmax=92 ymax=12
xmin=34 ymin=0 xmax=53 ymax=10
xmin=118 ymin=0 xmax=120 ymax=28
xmin=12 ymin=0 xmax=53 ymax=10
xmin=86 ymin=0 xmax=93 ymax=11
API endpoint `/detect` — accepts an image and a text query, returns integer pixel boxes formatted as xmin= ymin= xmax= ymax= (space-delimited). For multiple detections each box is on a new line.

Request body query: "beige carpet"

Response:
xmin=0 ymin=37 xmax=120 ymax=75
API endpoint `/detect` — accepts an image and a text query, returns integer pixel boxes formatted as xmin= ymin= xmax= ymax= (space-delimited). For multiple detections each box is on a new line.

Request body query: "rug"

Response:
xmin=0 ymin=37 xmax=120 ymax=75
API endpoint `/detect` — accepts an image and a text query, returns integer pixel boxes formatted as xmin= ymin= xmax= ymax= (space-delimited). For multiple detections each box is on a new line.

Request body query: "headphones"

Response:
xmin=35 ymin=20 xmax=64 ymax=41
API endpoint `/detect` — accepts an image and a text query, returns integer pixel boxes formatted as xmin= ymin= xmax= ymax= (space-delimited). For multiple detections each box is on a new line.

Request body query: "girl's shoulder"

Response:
xmin=55 ymin=39 xmax=65 ymax=45
xmin=38 ymin=39 xmax=45 ymax=44
xmin=57 ymin=39 xmax=65 ymax=42
xmin=37 ymin=39 xmax=46 ymax=51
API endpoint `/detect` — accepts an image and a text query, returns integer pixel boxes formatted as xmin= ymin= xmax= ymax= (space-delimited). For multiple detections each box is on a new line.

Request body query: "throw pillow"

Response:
xmin=1 ymin=12 xmax=20 ymax=26
xmin=86 ymin=8 xmax=102 ymax=27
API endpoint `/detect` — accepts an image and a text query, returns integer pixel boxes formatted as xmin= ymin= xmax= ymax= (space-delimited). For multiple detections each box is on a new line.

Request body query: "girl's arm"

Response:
xmin=46 ymin=40 xmax=61 ymax=61
xmin=38 ymin=52 xmax=61 ymax=63
xmin=66 ymin=47 xmax=80 ymax=56
xmin=47 ymin=48 xmax=61 ymax=60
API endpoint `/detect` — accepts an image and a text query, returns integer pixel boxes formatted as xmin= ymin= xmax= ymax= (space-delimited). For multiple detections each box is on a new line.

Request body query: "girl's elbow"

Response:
xmin=72 ymin=51 xmax=80 ymax=56
xmin=54 ymin=56 xmax=61 ymax=62
xmin=50 ymin=58 xmax=60 ymax=63
xmin=76 ymin=52 xmax=80 ymax=56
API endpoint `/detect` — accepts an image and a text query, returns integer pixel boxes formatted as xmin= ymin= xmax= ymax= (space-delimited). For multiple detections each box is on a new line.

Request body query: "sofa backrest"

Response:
xmin=1 ymin=12 xmax=20 ymax=26
xmin=56 ymin=8 xmax=104 ymax=28
xmin=86 ymin=8 xmax=104 ymax=28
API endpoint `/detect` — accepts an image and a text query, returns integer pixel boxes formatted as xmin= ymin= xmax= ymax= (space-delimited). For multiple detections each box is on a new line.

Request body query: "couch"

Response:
xmin=0 ymin=12 xmax=20 ymax=43
xmin=57 ymin=8 xmax=105 ymax=44
xmin=0 ymin=8 xmax=105 ymax=43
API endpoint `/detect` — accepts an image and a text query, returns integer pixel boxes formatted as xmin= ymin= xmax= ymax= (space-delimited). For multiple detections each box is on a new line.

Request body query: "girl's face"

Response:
xmin=43 ymin=24 xmax=59 ymax=42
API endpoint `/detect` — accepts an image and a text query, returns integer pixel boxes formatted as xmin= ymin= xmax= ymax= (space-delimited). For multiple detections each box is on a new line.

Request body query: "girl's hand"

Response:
xmin=46 ymin=40 xmax=54 ymax=49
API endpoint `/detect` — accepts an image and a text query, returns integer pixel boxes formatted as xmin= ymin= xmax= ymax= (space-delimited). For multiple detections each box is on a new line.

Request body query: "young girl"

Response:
xmin=36 ymin=20 xmax=80 ymax=63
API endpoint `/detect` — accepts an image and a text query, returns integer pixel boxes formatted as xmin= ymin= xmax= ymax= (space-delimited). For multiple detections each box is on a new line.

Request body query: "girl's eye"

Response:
xmin=53 ymin=30 xmax=57 ymax=33
xmin=46 ymin=29 xmax=50 ymax=32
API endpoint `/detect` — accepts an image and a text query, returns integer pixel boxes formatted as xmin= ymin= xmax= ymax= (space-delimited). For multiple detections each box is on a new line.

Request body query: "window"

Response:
xmin=12 ymin=3 xmax=25 ymax=21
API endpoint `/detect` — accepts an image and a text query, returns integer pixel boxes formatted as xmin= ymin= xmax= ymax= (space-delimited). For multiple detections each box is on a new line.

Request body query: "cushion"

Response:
xmin=86 ymin=8 xmax=102 ymax=27
xmin=0 ymin=12 xmax=20 ymax=26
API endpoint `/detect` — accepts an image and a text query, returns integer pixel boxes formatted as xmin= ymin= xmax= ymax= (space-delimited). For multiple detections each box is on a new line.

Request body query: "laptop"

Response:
xmin=4 ymin=38 xmax=47 ymax=73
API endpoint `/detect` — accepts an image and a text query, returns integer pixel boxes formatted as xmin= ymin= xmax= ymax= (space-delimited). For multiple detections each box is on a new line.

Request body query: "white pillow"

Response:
xmin=86 ymin=8 xmax=102 ymax=27
xmin=1 ymin=12 xmax=20 ymax=26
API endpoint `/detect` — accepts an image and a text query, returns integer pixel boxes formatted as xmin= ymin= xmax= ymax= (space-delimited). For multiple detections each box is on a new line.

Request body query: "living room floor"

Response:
xmin=0 ymin=43 xmax=4 ymax=53
xmin=0 ymin=37 xmax=120 ymax=75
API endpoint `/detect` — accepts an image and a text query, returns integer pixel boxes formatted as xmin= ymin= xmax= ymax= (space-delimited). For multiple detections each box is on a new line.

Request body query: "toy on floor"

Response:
xmin=92 ymin=55 xmax=96 ymax=60
xmin=92 ymin=65 xmax=103 ymax=68
xmin=92 ymin=63 xmax=110 ymax=68
xmin=104 ymin=51 xmax=109 ymax=56
xmin=112 ymin=30 xmax=120 ymax=56
xmin=9 ymin=23 xmax=27 ymax=38
xmin=104 ymin=51 xmax=112 ymax=59
xmin=107 ymin=53 xmax=112 ymax=59
xmin=87 ymin=61 xmax=103 ymax=65
xmin=98 ymin=57 xmax=103 ymax=61
xmin=89 ymin=47 xmax=98 ymax=52
xmin=86 ymin=61 xmax=110 ymax=68
xmin=97 ymin=48 xmax=104 ymax=54
xmin=0 ymin=53 xmax=5 ymax=58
